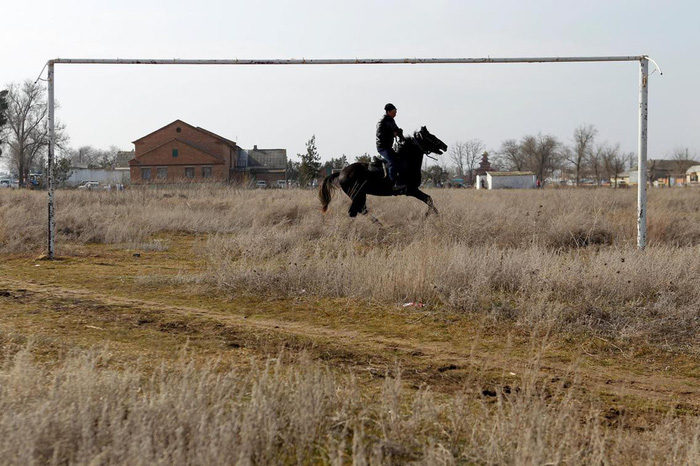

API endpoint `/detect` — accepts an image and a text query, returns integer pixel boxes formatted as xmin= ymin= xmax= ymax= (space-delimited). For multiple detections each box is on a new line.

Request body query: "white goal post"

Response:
xmin=45 ymin=55 xmax=653 ymax=257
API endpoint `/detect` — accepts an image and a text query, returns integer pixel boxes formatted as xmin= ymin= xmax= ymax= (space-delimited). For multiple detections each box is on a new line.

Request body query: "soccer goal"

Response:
xmin=44 ymin=55 xmax=656 ymax=258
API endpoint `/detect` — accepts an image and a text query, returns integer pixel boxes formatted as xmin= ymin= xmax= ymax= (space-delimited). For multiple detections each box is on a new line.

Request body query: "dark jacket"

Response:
xmin=376 ymin=114 xmax=402 ymax=150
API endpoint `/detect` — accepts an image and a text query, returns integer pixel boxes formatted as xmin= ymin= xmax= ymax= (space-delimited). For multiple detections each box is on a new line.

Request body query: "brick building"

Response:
xmin=128 ymin=120 xmax=287 ymax=186
xmin=129 ymin=120 xmax=237 ymax=184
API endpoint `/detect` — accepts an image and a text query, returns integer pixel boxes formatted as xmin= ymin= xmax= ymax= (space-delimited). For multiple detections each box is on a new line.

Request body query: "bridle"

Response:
xmin=412 ymin=132 xmax=439 ymax=161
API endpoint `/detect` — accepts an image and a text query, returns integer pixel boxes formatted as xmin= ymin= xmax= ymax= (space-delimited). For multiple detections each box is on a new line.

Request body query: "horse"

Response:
xmin=319 ymin=126 xmax=447 ymax=218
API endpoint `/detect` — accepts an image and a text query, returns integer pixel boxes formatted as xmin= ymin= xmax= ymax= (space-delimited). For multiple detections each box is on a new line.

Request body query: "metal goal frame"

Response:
xmin=45 ymin=55 xmax=653 ymax=257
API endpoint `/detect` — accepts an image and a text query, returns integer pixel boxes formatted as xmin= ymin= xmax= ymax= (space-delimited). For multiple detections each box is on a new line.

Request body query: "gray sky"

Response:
xmin=2 ymin=0 xmax=699 ymax=166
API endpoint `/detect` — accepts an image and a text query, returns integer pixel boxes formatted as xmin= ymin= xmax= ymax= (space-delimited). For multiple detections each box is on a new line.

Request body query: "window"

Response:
xmin=157 ymin=167 xmax=167 ymax=179
xmin=202 ymin=167 xmax=212 ymax=178
xmin=185 ymin=167 xmax=195 ymax=179
xmin=172 ymin=149 xmax=178 ymax=158
xmin=141 ymin=168 xmax=151 ymax=181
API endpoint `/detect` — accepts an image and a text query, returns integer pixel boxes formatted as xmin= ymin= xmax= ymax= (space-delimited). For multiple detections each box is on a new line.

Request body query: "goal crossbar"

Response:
xmin=50 ymin=56 xmax=645 ymax=65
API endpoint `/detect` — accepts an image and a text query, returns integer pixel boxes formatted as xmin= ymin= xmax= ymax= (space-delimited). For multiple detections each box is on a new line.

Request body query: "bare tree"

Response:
xmin=602 ymin=143 xmax=625 ymax=187
xmin=0 ymin=90 xmax=8 ymax=158
xmin=521 ymin=133 xmax=562 ymax=185
xmin=2 ymin=80 xmax=67 ymax=186
xmin=449 ymin=139 xmax=484 ymax=185
xmin=65 ymin=145 xmax=121 ymax=168
xmin=588 ymin=144 xmax=606 ymax=186
xmin=448 ymin=141 xmax=467 ymax=178
xmin=463 ymin=139 xmax=484 ymax=186
xmin=672 ymin=147 xmax=696 ymax=181
xmin=567 ymin=124 xmax=597 ymax=185
xmin=496 ymin=138 xmax=526 ymax=171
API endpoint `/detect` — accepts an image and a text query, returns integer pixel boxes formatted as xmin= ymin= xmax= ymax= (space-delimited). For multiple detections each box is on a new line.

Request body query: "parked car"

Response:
xmin=275 ymin=180 xmax=287 ymax=189
xmin=255 ymin=180 xmax=268 ymax=189
xmin=77 ymin=181 xmax=100 ymax=190
xmin=0 ymin=179 xmax=18 ymax=189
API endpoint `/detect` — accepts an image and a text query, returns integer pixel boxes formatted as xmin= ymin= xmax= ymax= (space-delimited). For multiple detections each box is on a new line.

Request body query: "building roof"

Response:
xmin=247 ymin=147 xmax=287 ymax=169
xmin=132 ymin=119 xmax=238 ymax=151
xmin=686 ymin=165 xmax=700 ymax=174
xmin=647 ymin=159 xmax=699 ymax=172
xmin=132 ymin=119 xmax=194 ymax=143
xmin=115 ymin=151 xmax=134 ymax=168
xmin=486 ymin=171 xmax=535 ymax=177
xmin=196 ymin=126 xmax=238 ymax=149
xmin=128 ymin=138 xmax=224 ymax=165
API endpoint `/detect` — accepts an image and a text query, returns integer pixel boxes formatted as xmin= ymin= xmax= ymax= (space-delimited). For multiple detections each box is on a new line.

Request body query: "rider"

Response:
xmin=376 ymin=103 xmax=405 ymax=190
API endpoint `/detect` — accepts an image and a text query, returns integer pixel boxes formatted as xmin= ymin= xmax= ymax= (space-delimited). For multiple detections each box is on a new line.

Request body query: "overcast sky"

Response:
xmin=2 ymin=0 xmax=699 ymax=168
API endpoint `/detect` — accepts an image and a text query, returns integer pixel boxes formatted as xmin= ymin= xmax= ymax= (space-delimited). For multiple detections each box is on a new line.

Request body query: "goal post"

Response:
xmin=45 ymin=55 xmax=652 ymax=257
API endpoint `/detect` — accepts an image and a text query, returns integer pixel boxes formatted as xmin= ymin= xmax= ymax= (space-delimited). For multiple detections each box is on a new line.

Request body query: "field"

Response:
xmin=1 ymin=185 xmax=700 ymax=464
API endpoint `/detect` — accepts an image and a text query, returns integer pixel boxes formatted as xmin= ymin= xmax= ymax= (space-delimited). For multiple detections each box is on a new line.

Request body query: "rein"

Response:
xmin=409 ymin=135 xmax=438 ymax=160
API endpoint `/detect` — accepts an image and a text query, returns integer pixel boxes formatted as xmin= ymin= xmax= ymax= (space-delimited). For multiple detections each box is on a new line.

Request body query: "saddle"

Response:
xmin=368 ymin=156 xmax=388 ymax=178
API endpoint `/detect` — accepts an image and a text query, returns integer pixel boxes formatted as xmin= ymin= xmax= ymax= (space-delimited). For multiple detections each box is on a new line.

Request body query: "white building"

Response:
xmin=475 ymin=171 xmax=536 ymax=189
xmin=686 ymin=165 xmax=700 ymax=185
xmin=65 ymin=168 xmax=130 ymax=187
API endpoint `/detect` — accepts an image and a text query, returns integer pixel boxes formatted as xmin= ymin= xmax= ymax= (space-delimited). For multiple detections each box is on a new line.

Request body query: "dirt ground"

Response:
xmin=2 ymin=234 xmax=699 ymax=428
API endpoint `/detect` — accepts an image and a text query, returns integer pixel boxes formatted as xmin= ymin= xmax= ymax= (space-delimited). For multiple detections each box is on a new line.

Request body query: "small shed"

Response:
xmin=65 ymin=168 xmax=130 ymax=187
xmin=475 ymin=171 xmax=536 ymax=190
xmin=686 ymin=165 xmax=700 ymax=185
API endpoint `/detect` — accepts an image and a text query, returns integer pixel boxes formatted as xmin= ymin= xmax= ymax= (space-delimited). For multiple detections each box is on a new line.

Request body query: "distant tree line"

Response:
xmin=2 ymin=79 xmax=697 ymax=189
xmin=433 ymin=125 xmax=659 ymax=187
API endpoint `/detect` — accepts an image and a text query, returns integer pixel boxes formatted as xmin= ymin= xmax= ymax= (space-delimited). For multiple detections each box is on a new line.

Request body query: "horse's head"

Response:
xmin=414 ymin=126 xmax=448 ymax=155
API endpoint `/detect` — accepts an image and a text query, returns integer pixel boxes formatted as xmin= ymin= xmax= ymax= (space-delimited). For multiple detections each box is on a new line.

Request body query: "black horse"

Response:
xmin=319 ymin=126 xmax=447 ymax=218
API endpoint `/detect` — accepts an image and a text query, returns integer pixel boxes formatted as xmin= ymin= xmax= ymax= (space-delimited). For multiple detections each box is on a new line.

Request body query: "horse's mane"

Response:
xmin=397 ymin=133 xmax=425 ymax=156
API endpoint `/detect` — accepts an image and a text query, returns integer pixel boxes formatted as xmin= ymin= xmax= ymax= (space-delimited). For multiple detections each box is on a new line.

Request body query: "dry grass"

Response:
xmin=2 ymin=186 xmax=700 ymax=348
xmin=3 ymin=186 xmax=700 ymax=464
xmin=1 ymin=339 xmax=699 ymax=465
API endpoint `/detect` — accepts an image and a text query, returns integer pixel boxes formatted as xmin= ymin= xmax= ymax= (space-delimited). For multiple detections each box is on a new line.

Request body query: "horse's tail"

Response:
xmin=319 ymin=172 xmax=340 ymax=213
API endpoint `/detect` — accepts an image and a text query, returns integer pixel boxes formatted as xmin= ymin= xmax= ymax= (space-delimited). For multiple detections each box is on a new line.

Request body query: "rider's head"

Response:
xmin=384 ymin=103 xmax=397 ymax=118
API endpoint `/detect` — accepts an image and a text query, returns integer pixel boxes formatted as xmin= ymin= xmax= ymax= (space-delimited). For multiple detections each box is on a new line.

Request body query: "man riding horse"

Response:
xmin=376 ymin=103 xmax=406 ymax=191
xmin=319 ymin=108 xmax=447 ymax=218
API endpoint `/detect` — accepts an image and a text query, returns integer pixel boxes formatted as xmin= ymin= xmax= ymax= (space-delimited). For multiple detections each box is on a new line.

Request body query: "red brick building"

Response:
xmin=128 ymin=120 xmax=287 ymax=186
xmin=128 ymin=120 xmax=239 ymax=184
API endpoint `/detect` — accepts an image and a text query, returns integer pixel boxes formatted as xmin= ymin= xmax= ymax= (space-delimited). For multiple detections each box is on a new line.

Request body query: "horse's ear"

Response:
xmin=421 ymin=126 xmax=428 ymax=132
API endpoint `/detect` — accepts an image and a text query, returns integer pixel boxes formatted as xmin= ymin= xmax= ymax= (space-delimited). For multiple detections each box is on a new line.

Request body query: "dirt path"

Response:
xmin=2 ymin=275 xmax=699 ymax=423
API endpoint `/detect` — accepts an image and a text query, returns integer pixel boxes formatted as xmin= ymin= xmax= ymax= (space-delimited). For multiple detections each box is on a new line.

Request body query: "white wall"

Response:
xmin=65 ymin=168 xmax=130 ymax=187
xmin=487 ymin=174 xmax=536 ymax=189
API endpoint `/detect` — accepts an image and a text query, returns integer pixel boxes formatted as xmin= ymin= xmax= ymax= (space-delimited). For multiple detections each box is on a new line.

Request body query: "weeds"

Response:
xmin=1 ymin=343 xmax=698 ymax=465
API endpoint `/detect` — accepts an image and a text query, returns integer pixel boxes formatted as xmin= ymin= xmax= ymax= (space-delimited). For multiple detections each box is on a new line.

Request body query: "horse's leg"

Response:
xmin=348 ymin=191 xmax=367 ymax=218
xmin=406 ymin=188 xmax=438 ymax=216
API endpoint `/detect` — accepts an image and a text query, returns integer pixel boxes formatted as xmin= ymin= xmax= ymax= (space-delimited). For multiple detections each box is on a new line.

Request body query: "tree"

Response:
xmin=520 ymin=133 xmax=562 ymax=184
xmin=672 ymin=147 xmax=696 ymax=181
xmin=355 ymin=153 xmax=371 ymax=163
xmin=0 ymin=90 xmax=8 ymax=158
xmin=464 ymin=139 xmax=484 ymax=185
xmin=496 ymin=139 xmax=527 ymax=171
xmin=321 ymin=155 xmax=348 ymax=176
xmin=449 ymin=141 xmax=467 ymax=178
xmin=449 ymin=139 xmax=484 ymax=185
xmin=298 ymin=135 xmax=321 ymax=187
xmin=588 ymin=144 xmax=606 ymax=186
xmin=286 ymin=159 xmax=300 ymax=183
xmin=567 ymin=124 xmax=597 ymax=185
xmin=2 ymin=80 xmax=67 ymax=186
xmin=422 ymin=164 xmax=449 ymax=186
xmin=64 ymin=145 xmax=120 ymax=168
xmin=53 ymin=157 xmax=73 ymax=186
xmin=602 ymin=143 xmax=625 ymax=187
